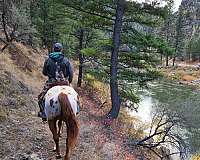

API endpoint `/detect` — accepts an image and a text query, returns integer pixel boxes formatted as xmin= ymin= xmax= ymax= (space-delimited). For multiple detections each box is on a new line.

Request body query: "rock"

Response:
xmin=15 ymin=153 xmax=43 ymax=160
xmin=29 ymin=153 xmax=43 ymax=160
xmin=31 ymin=111 xmax=36 ymax=115
xmin=181 ymin=75 xmax=196 ymax=82
xmin=191 ymin=79 xmax=200 ymax=84
xmin=102 ymin=142 xmax=115 ymax=160
xmin=179 ymin=81 xmax=188 ymax=85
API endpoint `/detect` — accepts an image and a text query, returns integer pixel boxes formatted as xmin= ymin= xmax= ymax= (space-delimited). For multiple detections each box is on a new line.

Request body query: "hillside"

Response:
xmin=0 ymin=42 xmax=142 ymax=160
xmin=0 ymin=1 xmax=199 ymax=159
xmin=180 ymin=0 xmax=200 ymax=40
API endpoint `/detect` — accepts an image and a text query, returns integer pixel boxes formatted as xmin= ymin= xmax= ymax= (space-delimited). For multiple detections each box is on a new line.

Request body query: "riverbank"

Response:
xmin=158 ymin=62 xmax=200 ymax=86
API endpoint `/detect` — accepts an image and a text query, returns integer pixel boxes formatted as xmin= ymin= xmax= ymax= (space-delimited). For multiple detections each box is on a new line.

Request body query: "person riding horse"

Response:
xmin=38 ymin=43 xmax=73 ymax=120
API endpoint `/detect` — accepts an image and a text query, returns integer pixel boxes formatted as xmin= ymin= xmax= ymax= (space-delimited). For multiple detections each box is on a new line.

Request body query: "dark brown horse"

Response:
xmin=45 ymin=85 xmax=79 ymax=160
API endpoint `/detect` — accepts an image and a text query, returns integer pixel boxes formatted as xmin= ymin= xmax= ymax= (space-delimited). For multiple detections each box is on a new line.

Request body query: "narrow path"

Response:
xmin=0 ymin=85 xmax=137 ymax=160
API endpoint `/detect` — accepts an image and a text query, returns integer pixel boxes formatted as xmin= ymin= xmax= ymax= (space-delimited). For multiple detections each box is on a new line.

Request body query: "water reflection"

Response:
xmin=127 ymin=80 xmax=200 ymax=159
xmin=129 ymin=95 xmax=153 ymax=123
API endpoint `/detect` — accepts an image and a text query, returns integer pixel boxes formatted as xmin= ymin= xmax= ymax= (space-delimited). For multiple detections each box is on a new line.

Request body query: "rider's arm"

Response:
xmin=67 ymin=61 xmax=73 ymax=83
xmin=42 ymin=59 xmax=48 ymax=76
xmin=63 ymin=58 xmax=73 ymax=83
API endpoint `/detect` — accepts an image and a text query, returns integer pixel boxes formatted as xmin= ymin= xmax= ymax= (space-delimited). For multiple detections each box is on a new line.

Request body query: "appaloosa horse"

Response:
xmin=44 ymin=85 xmax=79 ymax=160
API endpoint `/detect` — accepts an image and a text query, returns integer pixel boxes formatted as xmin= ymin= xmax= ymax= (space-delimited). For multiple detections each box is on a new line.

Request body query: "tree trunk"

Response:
xmin=42 ymin=0 xmax=48 ymax=48
xmin=172 ymin=56 xmax=176 ymax=66
xmin=107 ymin=0 xmax=125 ymax=119
xmin=2 ymin=0 xmax=10 ymax=42
xmin=160 ymin=54 xmax=163 ymax=65
xmin=77 ymin=29 xmax=84 ymax=87
xmin=50 ymin=25 xmax=54 ymax=52
xmin=166 ymin=55 xmax=169 ymax=66
xmin=188 ymin=49 xmax=191 ymax=63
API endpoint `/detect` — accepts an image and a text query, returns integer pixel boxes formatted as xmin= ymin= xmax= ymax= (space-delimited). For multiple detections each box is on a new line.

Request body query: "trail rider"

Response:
xmin=38 ymin=43 xmax=73 ymax=120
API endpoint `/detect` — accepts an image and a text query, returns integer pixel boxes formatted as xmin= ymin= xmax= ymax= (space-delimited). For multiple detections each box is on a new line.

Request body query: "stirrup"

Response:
xmin=38 ymin=111 xmax=47 ymax=121
xmin=42 ymin=117 xmax=47 ymax=122
xmin=76 ymin=103 xmax=80 ymax=115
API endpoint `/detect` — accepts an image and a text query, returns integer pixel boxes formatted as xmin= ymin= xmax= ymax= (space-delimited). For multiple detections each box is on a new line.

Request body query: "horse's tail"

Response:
xmin=58 ymin=93 xmax=79 ymax=149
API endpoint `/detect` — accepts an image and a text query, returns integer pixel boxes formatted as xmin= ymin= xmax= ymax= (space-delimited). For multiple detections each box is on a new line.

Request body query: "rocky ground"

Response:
xmin=0 ymin=43 xmax=142 ymax=160
xmin=160 ymin=62 xmax=200 ymax=86
xmin=0 ymin=71 xmax=140 ymax=160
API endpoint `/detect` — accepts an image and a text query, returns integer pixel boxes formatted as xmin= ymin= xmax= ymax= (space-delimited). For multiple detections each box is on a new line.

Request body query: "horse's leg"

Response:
xmin=64 ymin=122 xmax=70 ymax=160
xmin=48 ymin=120 xmax=61 ymax=159
xmin=58 ymin=120 xmax=62 ymax=137
xmin=64 ymin=137 xmax=70 ymax=160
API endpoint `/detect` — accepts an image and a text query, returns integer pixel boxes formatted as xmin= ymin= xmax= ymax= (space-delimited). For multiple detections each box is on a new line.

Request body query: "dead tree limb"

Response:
xmin=137 ymin=110 xmax=187 ymax=160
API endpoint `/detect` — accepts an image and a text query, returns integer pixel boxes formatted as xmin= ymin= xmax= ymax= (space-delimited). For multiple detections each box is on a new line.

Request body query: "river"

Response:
xmin=127 ymin=80 xmax=200 ymax=160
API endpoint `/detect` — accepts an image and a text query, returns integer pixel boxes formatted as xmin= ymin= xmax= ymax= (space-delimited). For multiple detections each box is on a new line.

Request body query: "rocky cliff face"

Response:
xmin=180 ymin=0 xmax=200 ymax=41
xmin=155 ymin=0 xmax=200 ymax=59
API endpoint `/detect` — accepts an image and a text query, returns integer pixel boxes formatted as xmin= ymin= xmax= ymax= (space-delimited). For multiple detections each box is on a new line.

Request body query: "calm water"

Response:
xmin=128 ymin=80 xmax=200 ymax=159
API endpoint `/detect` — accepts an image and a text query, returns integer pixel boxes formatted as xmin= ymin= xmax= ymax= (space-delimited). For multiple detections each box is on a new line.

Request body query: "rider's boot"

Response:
xmin=76 ymin=101 xmax=80 ymax=115
xmin=38 ymin=96 xmax=47 ymax=121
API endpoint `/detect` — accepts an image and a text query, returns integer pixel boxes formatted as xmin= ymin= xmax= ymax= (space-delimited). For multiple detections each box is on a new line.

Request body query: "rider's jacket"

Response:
xmin=42 ymin=52 xmax=73 ymax=83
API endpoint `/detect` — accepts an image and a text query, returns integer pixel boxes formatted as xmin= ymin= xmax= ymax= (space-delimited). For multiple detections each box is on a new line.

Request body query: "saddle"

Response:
xmin=48 ymin=80 xmax=69 ymax=89
xmin=38 ymin=80 xmax=69 ymax=99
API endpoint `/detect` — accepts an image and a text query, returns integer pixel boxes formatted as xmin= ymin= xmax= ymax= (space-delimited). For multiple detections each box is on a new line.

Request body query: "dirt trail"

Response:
xmin=0 ymin=43 xmax=138 ymax=160
xmin=0 ymin=81 xmax=138 ymax=160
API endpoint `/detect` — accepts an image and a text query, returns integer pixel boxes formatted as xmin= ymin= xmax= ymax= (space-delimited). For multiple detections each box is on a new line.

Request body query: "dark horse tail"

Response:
xmin=58 ymin=93 xmax=79 ymax=149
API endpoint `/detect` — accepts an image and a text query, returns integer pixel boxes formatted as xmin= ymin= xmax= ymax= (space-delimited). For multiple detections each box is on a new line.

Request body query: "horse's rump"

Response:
xmin=45 ymin=85 xmax=79 ymax=120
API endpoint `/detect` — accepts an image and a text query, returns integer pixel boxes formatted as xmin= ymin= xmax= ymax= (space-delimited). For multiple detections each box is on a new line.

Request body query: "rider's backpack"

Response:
xmin=55 ymin=61 xmax=65 ymax=81
xmin=46 ymin=56 xmax=67 ymax=82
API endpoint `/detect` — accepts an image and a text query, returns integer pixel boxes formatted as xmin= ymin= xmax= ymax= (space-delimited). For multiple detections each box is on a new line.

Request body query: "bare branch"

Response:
xmin=137 ymin=110 xmax=187 ymax=159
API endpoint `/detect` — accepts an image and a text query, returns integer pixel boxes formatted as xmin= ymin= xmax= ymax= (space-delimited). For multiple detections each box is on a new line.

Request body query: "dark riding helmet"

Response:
xmin=53 ymin=43 xmax=63 ymax=52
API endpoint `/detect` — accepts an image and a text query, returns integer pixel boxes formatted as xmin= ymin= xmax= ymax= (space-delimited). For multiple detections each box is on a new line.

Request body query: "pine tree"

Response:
xmin=172 ymin=6 xmax=185 ymax=66
xmin=63 ymin=0 xmax=172 ymax=119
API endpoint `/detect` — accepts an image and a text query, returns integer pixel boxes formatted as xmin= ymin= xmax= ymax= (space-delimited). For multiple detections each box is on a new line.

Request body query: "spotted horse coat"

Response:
xmin=44 ymin=85 xmax=79 ymax=120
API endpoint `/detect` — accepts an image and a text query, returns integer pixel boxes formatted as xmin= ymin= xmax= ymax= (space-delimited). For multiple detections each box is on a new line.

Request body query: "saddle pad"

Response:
xmin=45 ymin=85 xmax=78 ymax=120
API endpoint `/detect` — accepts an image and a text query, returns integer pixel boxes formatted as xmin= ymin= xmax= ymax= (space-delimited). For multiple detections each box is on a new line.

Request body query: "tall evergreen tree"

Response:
xmin=63 ymin=0 xmax=172 ymax=119
xmin=172 ymin=6 xmax=185 ymax=66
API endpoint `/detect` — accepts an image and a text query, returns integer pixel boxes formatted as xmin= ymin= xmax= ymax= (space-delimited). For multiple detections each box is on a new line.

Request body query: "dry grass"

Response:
xmin=161 ymin=67 xmax=200 ymax=82
xmin=182 ymin=75 xmax=197 ymax=82
xmin=192 ymin=154 xmax=200 ymax=160
xmin=84 ymin=73 xmax=146 ymax=140
xmin=0 ymin=42 xmax=47 ymax=93
xmin=0 ymin=42 xmax=47 ymax=121
xmin=84 ymin=73 xmax=111 ymax=111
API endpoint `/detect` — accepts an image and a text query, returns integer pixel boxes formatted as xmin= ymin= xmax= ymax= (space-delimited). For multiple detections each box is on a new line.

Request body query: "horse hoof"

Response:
xmin=56 ymin=155 xmax=62 ymax=159
xmin=52 ymin=146 xmax=56 ymax=152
